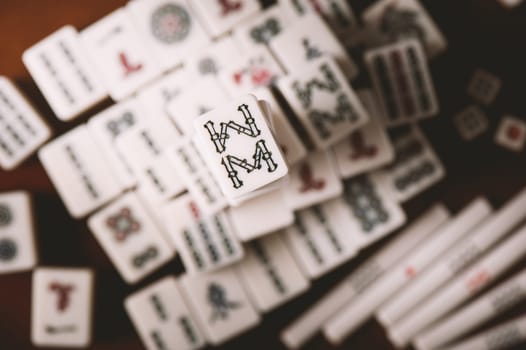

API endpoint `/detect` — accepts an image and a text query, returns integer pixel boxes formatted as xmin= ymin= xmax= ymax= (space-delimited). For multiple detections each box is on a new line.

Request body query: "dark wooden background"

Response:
xmin=1 ymin=0 xmax=525 ymax=349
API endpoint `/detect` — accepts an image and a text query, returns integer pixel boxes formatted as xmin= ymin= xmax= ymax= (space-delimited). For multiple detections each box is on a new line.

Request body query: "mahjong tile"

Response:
xmin=235 ymin=233 xmax=309 ymax=312
xmin=127 ymin=0 xmax=210 ymax=71
xmin=22 ymin=26 xmax=107 ymax=120
xmin=362 ymin=0 xmax=447 ymax=58
xmin=0 ymin=77 xmax=51 ymax=170
xmin=80 ymin=9 xmax=161 ymax=101
xmin=38 ymin=125 xmax=123 ymax=218
xmin=0 ymin=191 xmax=37 ymax=274
xmin=178 ymin=268 xmax=260 ymax=345
xmin=193 ymin=94 xmax=288 ymax=202
xmin=278 ymin=56 xmax=368 ymax=149
xmin=163 ymin=194 xmax=244 ymax=273
xmin=270 ymin=12 xmax=358 ymax=79
xmin=87 ymin=192 xmax=174 ymax=284
xmin=124 ymin=276 xmax=205 ymax=350
xmin=31 ymin=267 xmax=94 ymax=347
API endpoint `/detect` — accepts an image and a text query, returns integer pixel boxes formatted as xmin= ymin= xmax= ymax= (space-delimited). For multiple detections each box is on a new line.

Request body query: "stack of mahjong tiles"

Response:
xmin=3 ymin=0 xmax=524 ymax=349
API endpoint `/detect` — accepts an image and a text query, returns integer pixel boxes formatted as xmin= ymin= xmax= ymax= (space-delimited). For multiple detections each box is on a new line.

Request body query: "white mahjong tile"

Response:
xmin=339 ymin=172 xmax=406 ymax=247
xmin=124 ymin=276 xmax=206 ymax=350
xmin=136 ymin=67 xmax=192 ymax=122
xmin=495 ymin=115 xmax=526 ymax=152
xmin=0 ymin=77 xmax=51 ymax=170
xmin=228 ymin=188 xmax=293 ymax=241
xmin=31 ymin=268 xmax=94 ymax=348
xmin=497 ymin=0 xmax=524 ymax=8
xmin=87 ymin=192 xmax=174 ymax=284
xmin=331 ymin=89 xmax=394 ymax=178
xmin=454 ymin=105 xmax=489 ymax=141
xmin=377 ymin=125 xmax=445 ymax=202
xmin=283 ymin=198 xmax=360 ymax=279
xmin=22 ymin=26 xmax=107 ymax=121
xmin=80 ymin=9 xmax=161 ymax=101
xmin=163 ymin=194 xmax=244 ymax=273
xmin=166 ymin=139 xmax=227 ymax=215
xmin=0 ymin=191 xmax=37 ymax=274
xmin=219 ymin=46 xmax=284 ymax=96
xmin=115 ymin=115 xmax=180 ymax=174
xmin=279 ymin=0 xmax=359 ymax=45
xmin=38 ymin=125 xmax=123 ymax=218
xmin=167 ymin=76 xmax=230 ymax=135
xmin=270 ymin=12 xmax=358 ymax=79
xmin=191 ymin=0 xmax=261 ymax=37
xmin=362 ymin=0 xmax=447 ymax=58
xmin=136 ymin=152 xmax=186 ymax=204
xmin=235 ymin=233 xmax=309 ymax=312
xmin=233 ymin=4 xmax=293 ymax=50
xmin=127 ymin=0 xmax=211 ymax=71
xmin=466 ymin=69 xmax=502 ymax=105
xmin=283 ymin=150 xmax=343 ymax=210
xmin=278 ymin=56 xmax=369 ymax=149
xmin=178 ymin=268 xmax=261 ymax=345
xmin=193 ymin=94 xmax=288 ymax=202
xmin=87 ymin=97 xmax=147 ymax=189
xmin=364 ymin=38 xmax=439 ymax=126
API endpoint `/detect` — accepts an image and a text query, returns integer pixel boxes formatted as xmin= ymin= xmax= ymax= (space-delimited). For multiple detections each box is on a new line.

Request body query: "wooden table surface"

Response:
xmin=1 ymin=0 xmax=525 ymax=349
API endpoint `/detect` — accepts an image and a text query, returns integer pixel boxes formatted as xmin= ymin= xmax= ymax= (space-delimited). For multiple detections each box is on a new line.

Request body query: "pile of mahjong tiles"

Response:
xmin=1 ymin=0 xmax=526 ymax=349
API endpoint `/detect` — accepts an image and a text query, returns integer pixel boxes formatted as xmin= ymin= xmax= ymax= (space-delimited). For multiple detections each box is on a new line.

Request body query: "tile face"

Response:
xmin=280 ymin=0 xmax=359 ymax=46
xmin=127 ymin=0 xmax=210 ymax=71
xmin=365 ymin=38 xmax=439 ymax=127
xmin=167 ymin=76 xmax=230 ymax=135
xmin=0 ymin=77 xmax=51 ymax=170
xmin=31 ymin=268 xmax=94 ymax=348
xmin=163 ymin=194 xmax=244 ymax=273
xmin=377 ymin=125 xmax=445 ymax=202
xmin=253 ymin=87 xmax=307 ymax=165
xmin=454 ymin=105 xmax=489 ymax=141
xmin=38 ymin=125 xmax=123 ymax=218
xmin=80 ymin=9 xmax=161 ymax=101
xmin=178 ymin=268 xmax=261 ymax=345
xmin=193 ymin=94 xmax=288 ymax=202
xmin=278 ymin=56 xmax=369 ymax=149
xmin=191 ymin=0 xmax=261 ymax=37
xmin=270 ymin=12 xmax=358 ymax=79
xmin=87 ymin=98 xmax=147 ymax=188
xmin=332 ymin=89 xmax=394 ymax=178
xmin=136 ymin=152 xmax=186 ymax=204
xmin=362 ymin=0 xmax=447 ymax=58
xmin=136 ymin=67 xmax=191 ymax=122
xmin=124 ymin=276 xmax=205 ymax=350
xmin=495 ymin=116 xmax=526 ymax=152
xmin=283 ymin=198 xmax=360 ymax=279
xmin=340 ymin=172 xmax=406 ymax=247
xmin=0 ymin=191 xmax=37 ymax=274
xmin=22 ymin=26 xmax=106 ymax=121
xmin=236 ymin=233 xmax=309 ymax=312
xmin=184 ymin=36 xmax=244 ymax=79
xmin=87 ymin=192 xmax=174 ymax=284
xmin=233 ymin=4 xmax=293 ymax=50
xmin=166 ymin=139 xmax=227 ymax=215
xmin=283 ymin=150 xmax=343 ymax=210
xmin=115 ymin=115 xmax=180 ymax=174
xmin=219 ymin=46 xmax=284 ymax=96
xmin=466 ymin=69 xmax=502 ymax=106
xmin=228 ymin=188 xmax=293 ymax=241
